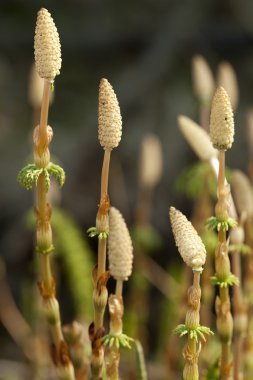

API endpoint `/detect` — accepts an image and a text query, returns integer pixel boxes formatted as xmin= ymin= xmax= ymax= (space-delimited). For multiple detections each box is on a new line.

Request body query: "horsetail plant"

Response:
xmin=103 ymin=206 xmax=134 ymax=380
xmin=18 ymin=8 xmax=75 ymax=380
xmin=170 ymin=207 xmax=213 ymax=380
xmin=87 ymin=79 xmax=122 ymax=379
xmin=206 ymin=86 xmax=238 ymax=380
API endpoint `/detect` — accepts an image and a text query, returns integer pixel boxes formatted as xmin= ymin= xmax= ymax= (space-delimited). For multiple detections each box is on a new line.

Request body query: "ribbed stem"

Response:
xmin=101 ymin=149 xmax=111 ymax=197
xmin=39 ymin=244 xmax=52 ymax=292
xmin=34 ymin=80 xmax=75 ymax=380
xmin=215 ymin=151 xmax=233 ymax=380
xmin=38 ymin=80 xmax=50 ymax=153
xmin=115 ymin=280 xmax=123 ymax=299
xmin=183 ymin=271 xmax=201 ymax=380
xmin=91 ymin=148 xmax=112 ymax=379
xmin=106 ymin=295 xmax=124 ymax=380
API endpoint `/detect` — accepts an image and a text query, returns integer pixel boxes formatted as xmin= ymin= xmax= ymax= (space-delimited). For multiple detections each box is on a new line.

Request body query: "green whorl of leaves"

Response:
xmin=18 ymin=162 xmax=65 ymax=192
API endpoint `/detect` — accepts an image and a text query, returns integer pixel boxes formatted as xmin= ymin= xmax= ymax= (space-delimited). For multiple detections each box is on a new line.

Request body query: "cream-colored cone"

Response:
xmin=217 ymin=61 xmax=239 ymax=111
xmin=34 ymin=8 xmax=62 ymax=81
xmin=98 ymin=79 xmax=122 ymax=151
xmin=192 ymin=55 xmax=215 ymax=103
xmin=170 ymin=207 xmax=206 ymax=271
xmin=139 ymin=133 xmax=163 ymax=188
xmin=178 ymin=115 xmax=218 ymax=161
xmin=108 ymin=207 xmax=133 ymax=281
xmin=209 ymin=86 xmax=234 ymax=150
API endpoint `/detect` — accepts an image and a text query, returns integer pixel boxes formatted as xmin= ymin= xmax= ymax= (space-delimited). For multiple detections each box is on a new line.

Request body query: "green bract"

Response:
xmin=102 ymin=333 xmax=134 ymax=349
xmin=211 ymin=273 xmax=239 ymax=288
xmin=18 ymin=162 xmax=65 ymax=192
xmin=174 ymin=324 xmax=214 ymax=342
xmin=205 ymin=216 xmax=237 ymax=232
xmin=87 ymin=227 xmax=109 ymax=240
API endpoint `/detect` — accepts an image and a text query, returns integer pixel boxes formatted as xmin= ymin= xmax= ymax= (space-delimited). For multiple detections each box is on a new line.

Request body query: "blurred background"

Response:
xmin=1 ymin=0 xmax=253 ymax=379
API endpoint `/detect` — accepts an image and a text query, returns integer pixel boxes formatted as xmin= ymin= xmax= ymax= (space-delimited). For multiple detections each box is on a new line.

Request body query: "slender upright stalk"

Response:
xmin=104 ymin=207 xmax=134 ymax=380
xmin=207 ymin=86 xmax=236 ymax=380
xmin=170 ymin=207 xmax=213 ymax=380
xmin=17 ymin=8 xmax=76 ymax=379
xmin=89 ymin=79 xmax=122 ymax=379
xmin=34 ymin=79 xmax=75 ymax=380
xmin=214 ymin=152 xmax=234 ymax=380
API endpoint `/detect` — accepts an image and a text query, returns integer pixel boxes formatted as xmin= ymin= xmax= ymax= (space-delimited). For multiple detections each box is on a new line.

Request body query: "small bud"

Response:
xmin=210 ymin=86 xmax=234 ymax=151
xmin=108 ymin=207 xmax=133 ymax=281
xmin=178 ymin=115 xmax=218 ymax=161
xmin=192 ymin=55 xmax=215 ymax=104
xmin=231 ymin=170 xmax=253 ymax=218
xmin=217 ymin=61 xmax=239 ymax=111
xmin=98 ymin=79 xmax=122 ymax=151
xmin=34 ymin=8 xmax=62 ymax=81
xmin=169 ymin=207 xmax=206 ymax=271
xmin=139 ymin=134 xmax=163 ymax=188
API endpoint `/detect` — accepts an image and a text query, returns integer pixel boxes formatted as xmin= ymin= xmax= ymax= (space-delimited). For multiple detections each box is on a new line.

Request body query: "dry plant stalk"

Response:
xmin=88 ymin=79 xmax=122 ymax=379
xmin=208 ymin=86 xmax=237 ymax=380
xmin=170 ymin=207 xmax=212 ymax=380
xmin=104 ymin=207 xmax=134 ymax=380
xmin=18 ymin=8 xmax=75 ymax=379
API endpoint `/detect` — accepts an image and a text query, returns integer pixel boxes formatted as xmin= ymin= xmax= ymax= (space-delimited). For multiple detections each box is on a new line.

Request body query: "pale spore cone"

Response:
xmin=192 ymin=55 xmax=215 ymax=103
xmin=209 ymin=86 xmax=234 ymax=151
xmin=34 ymin=8 xmax=62 ymax=81
xmin=108 ymin=207 xmax=133 ymax=281
xmin=217 ymin=61 xmax=239 ymax=111
xmin=178 ymin=115 xmax=218 ymax=161
xmin=139 ymin=133 xmax=163 ymax=188
xmin=98 ymin=79 xmax=122 ymax=151
xmin=170 ymin=207 xmax=206 ymax=272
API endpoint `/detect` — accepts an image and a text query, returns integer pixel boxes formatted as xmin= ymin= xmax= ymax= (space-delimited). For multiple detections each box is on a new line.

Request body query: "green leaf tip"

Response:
xmin=174 ymin=324 xmax=214 ymax=342
xmin=18 ymin=162 xmax=65 ymax=192
xmin=87 ymin=227 xmax=109 ymax=240
xmin=102 ymin=333 xmax=134 ymax=349
xmin=211 ymin=273 xmax=239 ymax=287
xmin=205 ymin=216 xmax=237 ymax=232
